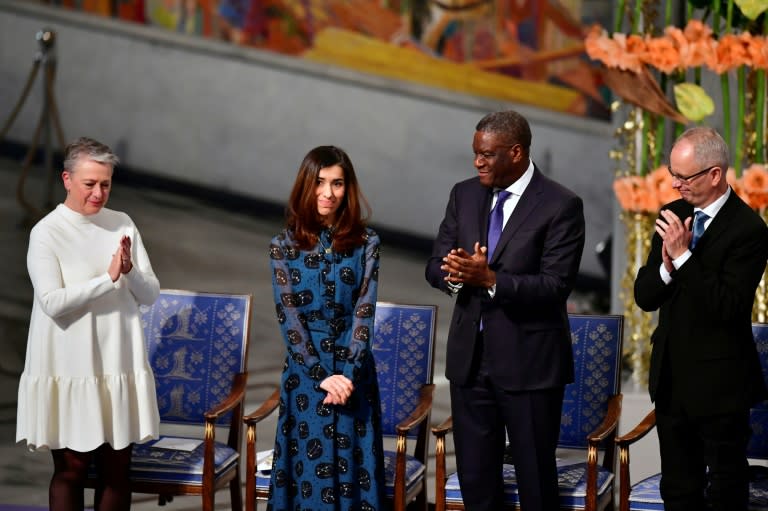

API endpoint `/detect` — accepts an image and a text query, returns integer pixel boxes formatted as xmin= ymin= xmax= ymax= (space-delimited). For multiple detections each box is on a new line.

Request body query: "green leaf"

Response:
xmin=674 ymin=83 xmax=715 ymax=122
xmin=734 ymin=0 xmax=768 ymax=19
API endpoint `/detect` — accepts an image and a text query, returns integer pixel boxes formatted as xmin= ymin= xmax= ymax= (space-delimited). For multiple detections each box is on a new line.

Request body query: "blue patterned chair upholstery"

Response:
xmin=616 ymin=322 xmax=768 ymax=511
xmin=433 ymin=314 xmax=624 ymax=511
xmin=244 ymin=301 xmax=438 ymax=511
xmin=85 ymin=289 xmax=252 ymax=511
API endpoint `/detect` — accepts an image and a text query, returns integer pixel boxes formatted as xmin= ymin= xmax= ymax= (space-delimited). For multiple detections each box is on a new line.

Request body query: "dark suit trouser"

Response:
xmin=449 ymin=333 xmax=564 ymax=511
xmin=656 ymin=406 xmax=751 ymax=511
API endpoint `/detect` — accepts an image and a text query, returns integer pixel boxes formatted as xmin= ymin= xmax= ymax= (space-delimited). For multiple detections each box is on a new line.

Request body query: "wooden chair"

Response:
xmin=243 ymin=301 xmax=438 ymax=511
xmin=616 ymin=322 xmax=768 ymax=511
xmin=87 ymin=289 xmax=252 ymax=511
xmin=432 ymin=314 xmax=624 ymax=511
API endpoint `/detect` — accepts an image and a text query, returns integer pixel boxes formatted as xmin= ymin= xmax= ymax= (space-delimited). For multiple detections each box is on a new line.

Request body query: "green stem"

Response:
xmin=665 ymin=0 xmax=672 ymax=26
xmin=655 ymin=115 xmax=666 ymax=169
xmin=641 ymin=110 xmax=650 ymax=175
xmin=632 ymin=0 xmax=642 ymax=33
xmin=712 ymin=0 xmax=721 ymax=34
xmin=726 ymin=0 xmax=734 ymax=34
xmin=757 ymin=70 xmax=765 ymax=164
xmin=655 ymin=74 xmax=668 ymax=168
xmin=614 ymin=0 xmax=626 ymax=33
xmin=735 ymin=66 xmax=746 ymax=175
xmin=722 ymin=73 xmax=733 ymax=152
xmin=675 ymin=122 xmax=685 ymax=139
xmin=758 ymin=15 xmax=768 ymax=164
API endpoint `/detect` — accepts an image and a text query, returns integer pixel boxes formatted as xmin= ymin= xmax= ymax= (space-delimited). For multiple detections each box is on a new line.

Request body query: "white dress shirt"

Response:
xmin=659 ymin=186 xmax=731 ymax=284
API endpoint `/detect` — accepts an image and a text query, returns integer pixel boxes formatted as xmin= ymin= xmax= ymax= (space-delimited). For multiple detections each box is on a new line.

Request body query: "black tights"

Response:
xmin=50 ymin=444 xmax=132 ymax=511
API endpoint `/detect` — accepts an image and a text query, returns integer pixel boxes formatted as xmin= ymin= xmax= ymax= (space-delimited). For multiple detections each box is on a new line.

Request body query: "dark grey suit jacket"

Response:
xmin=425 ymin=168 xmax=586 ymax=390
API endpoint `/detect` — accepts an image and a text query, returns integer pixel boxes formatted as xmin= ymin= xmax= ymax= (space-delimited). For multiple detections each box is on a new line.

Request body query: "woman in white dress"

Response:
xmin=15 ymin=137 xmax=160 ymax=511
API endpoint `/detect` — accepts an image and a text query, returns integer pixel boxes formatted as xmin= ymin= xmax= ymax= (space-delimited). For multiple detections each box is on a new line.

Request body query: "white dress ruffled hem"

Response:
xmin=16 ymin=368 xmax=160 ymax=452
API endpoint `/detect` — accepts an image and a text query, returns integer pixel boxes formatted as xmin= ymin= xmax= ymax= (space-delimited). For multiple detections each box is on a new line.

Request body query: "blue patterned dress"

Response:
xmin=267 ymin=227 xmax=385 ymax=511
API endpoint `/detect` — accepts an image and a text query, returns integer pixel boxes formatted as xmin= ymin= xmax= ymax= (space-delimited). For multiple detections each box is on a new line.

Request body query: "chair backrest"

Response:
xmin=372 ymin=301 xmax=438 ymax=438
xmin=559 ymin=314 xmax=624 ymax=449
xmin=140 ymin=289 xmax=252 ymax=426
xmin=748 ymin=322 xmax=768 ymax=460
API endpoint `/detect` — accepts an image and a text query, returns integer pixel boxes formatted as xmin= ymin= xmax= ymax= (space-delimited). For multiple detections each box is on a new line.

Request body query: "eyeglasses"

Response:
xmin=667 ymin=165 xmax=717 ymax=183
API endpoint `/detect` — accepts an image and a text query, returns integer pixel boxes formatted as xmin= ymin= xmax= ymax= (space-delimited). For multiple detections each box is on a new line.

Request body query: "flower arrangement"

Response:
xmin=613 ymin=163 xmax=768 ymax=212
xmin=586 ymin=20 xmax=768 ymax=75
xmin=591 ymin=0 xmax=768 ymax=387
xmin=585 ymin=0 xmax=768 ymax=211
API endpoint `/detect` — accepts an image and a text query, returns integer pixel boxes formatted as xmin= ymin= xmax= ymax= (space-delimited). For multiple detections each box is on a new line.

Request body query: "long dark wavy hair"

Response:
xmin=286 ymin=145 xmax=371 ymax=253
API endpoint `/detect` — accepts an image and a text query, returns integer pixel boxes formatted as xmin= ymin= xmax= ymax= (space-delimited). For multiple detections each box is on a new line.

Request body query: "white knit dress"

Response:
xmin=16 ymin=204 xmax=160 ymax=452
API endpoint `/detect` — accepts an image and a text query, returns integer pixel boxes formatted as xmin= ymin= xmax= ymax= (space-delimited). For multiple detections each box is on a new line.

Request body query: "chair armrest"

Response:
xmin=616 ymin=409 xmax=656 ymax=511
xmin=204 ymin=372 xmax=248 ymax=421
xmin=588 ymin=394 xmax=623 ymax=444
xmin=395 ymin=384 xmax=435 ymax=435
xmin=244 ymin=386 xmax=281 ymax=511
xmin=616 ymin=409 xmax=657 ymax=447
xmin=244 ymin=386 xmax=281 ymax=425
xmin=431 ymin=415 xmax=453 ymax=438
xmin=583 ymin=394 xmax=622 ymax=511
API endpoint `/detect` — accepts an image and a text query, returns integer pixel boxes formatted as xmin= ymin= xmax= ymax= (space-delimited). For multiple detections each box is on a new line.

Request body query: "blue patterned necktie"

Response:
xmin=691 ymin=211 xmax=709 ymax=249
xmin=487 ymin=190 xmax=512 ymax=260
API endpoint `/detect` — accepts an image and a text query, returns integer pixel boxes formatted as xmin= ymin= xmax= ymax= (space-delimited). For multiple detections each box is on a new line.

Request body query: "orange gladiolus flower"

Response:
xmin=740 ymin=164 xmax=768 ymax=210
xmin=622 ymin=34 xmax=647 ymax=73
xmin=744 ymin=34 xmax=768 ymax=69
xmin=684 ymin=20 xmax=714 ymax=42
xmin=648 ymin=165 xmax=679 ymax=205
xmin=676 ymin=21 xmax=718 ymax=69
xmin=586 ymin=27 xmax=645 ymax=73
xmin=726 ymin=168 xmax=746 ymax=202
xmin=614 ymin=175 xmax=660 ymax=212
xmin=643 ymin=34 xmax=681 ymax=74
xmin=585 ymin=26 xmax=619 ymax=66
xmin=713 ymin=33 xmax=751 ymax=73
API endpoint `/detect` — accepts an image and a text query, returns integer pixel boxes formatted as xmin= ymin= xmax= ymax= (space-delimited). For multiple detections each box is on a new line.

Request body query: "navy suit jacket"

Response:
xmin=425 ymin=168 xmax=586 ymax=390
xmin=634 ymin=191 xmax=768 ymax=416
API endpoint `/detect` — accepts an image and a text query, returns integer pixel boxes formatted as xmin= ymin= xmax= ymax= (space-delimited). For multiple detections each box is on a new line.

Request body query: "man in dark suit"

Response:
xmin=634 ymin=126 xmax=768 ymax=511
xmin=425 ymin=110 xmax=585 ymax=511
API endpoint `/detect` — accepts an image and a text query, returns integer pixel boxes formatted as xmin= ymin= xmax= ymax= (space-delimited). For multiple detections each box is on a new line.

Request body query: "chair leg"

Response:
xmin=414 ymin=487 xmax=428 ymax=511
xmin=230 ymin=471 xmax=243 ymax=511
xmin=202 ymin=490 xmax=214 ymax=511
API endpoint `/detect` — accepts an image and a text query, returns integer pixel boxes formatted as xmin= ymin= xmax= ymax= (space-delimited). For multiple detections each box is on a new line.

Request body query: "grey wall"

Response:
xmin=0 ymin=0 xmax=615 ymax=277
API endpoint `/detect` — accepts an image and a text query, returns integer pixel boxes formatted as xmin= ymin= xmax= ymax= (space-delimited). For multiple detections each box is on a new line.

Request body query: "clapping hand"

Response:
xmin=656 ymin=210 xmax=692 ymax=262
xmin=108 ymin=235 xmax=133 ymax=282
xmin=441 ymin=242 xmax=495 ymax=288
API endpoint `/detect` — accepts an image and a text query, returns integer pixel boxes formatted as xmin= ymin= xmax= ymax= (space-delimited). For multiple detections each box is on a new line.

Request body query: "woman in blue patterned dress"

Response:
xmin=268 ymin=146 xmax=385 ymax=511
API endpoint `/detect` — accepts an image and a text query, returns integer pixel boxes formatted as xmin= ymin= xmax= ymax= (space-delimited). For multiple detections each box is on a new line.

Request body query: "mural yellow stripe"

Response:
xmin=304 ymin=28 xmax=581 ymax=112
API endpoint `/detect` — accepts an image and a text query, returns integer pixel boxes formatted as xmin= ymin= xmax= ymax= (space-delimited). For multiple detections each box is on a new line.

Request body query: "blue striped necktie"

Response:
xmin=691 ymin=211 xmax=709 ymax=249
xmin=487 ymin=190 xmax=512 ymax=260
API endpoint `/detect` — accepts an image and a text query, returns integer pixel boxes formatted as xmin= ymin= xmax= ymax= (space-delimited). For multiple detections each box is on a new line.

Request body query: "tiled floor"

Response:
xmin=0 ymin=156 xmax=659 ymax=509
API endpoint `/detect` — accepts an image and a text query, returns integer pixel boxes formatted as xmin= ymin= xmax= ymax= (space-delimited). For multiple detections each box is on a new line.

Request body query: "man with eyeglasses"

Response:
xmin=425 ymin=110 xmax=585 ymax=511
xmin=634 ymin=126 xmax=768 ymax=511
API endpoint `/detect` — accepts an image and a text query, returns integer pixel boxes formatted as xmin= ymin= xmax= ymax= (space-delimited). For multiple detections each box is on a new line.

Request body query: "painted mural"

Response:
xmin=44 ymin=0 xmax=613 ymax=119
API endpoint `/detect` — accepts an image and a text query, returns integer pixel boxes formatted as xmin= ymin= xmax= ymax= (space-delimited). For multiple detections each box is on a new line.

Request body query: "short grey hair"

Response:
xmin=63 ymin=137 xmax=119 ymax=172
xmin=475 ymin=110 xmax=532 ymax=152
xmin=672 ymin=127 xmax=729 ymax=170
